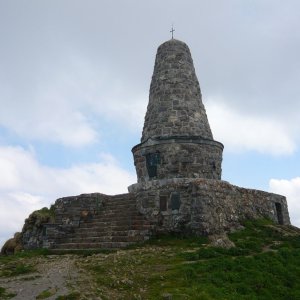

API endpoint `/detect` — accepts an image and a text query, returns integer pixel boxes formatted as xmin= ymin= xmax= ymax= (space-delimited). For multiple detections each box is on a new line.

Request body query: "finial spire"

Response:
xmin=170 ymin=24 xmax=175 ymax=39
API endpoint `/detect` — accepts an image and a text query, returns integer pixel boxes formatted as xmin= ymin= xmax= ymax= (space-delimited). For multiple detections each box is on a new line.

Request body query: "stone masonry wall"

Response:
xmin=129 ymin=178 xmax=290 ymax=236
xmin=42 ymin=193 xmax=154 ymax=250
xmin=142 ymin=39 xmax=213 ymax=142
xmin=133 ymin=137 xmax=223 ymax=182
xmin=43 ymin=193 xmax=107 ymax=248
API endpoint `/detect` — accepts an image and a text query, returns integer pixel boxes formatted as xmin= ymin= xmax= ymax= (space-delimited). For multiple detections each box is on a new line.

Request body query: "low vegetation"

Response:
xmin=79 ymin=219 xmax=300 ymax=299
xmin=0 ymin=287 xmax=16 ymax=299
xmin=0 ymin=219 xmax=299 ymax=299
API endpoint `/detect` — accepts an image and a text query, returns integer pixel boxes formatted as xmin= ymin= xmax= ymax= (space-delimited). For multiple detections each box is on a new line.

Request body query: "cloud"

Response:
xmin=206 ymin=100 xmax=296 ymax=155
xmin=0 ymin=146 xmax=136 ymax=248
xmin=0 ymin=50 xmax=147 ymax=147
xmin=0 ymin=56 xmax=98 ymax=147
xmin=269 ymin=177 xmax=300 ymax=227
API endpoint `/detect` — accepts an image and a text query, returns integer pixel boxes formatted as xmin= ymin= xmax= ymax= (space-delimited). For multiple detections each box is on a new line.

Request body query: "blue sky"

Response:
xmin=0 ymin=0 xmax=300 ymax=247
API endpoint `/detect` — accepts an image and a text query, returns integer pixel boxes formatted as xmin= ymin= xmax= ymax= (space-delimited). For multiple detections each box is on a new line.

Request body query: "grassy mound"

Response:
xmin=79 ymin=219 xmax=300 ymax=299
xmin=1 ymin=219 xmax=300 ymax=299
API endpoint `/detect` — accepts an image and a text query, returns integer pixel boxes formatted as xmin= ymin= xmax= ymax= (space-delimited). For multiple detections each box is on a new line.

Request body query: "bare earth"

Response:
xmin=0 ymin=255 xmax=99 ymax=300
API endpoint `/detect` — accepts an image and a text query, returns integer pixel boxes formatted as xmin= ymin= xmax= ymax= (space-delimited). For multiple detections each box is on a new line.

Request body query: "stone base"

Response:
xmin=20 ymin=179 xmax=290 ymax=250
xmin=129 ymin=178 xmax=290 ymax=236
xmin=132 ymin=136 xmax=223 ymax=183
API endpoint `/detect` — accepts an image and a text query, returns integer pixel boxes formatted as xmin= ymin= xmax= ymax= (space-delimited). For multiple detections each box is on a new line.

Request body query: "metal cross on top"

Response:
xmin=170 ymin=25 xmax=175 ymax=39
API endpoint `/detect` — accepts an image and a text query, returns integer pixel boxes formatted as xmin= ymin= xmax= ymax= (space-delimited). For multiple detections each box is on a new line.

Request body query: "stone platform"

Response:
xmin=13 ymin=38 xmax=291 ymax=252
xmin=29 ymin=178 xmax=290 ymax=251
xmin=40 ymin=193 xmax=153 ymax=250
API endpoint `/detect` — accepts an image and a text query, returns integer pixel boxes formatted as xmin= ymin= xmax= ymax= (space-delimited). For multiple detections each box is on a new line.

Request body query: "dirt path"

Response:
xmin=0 ymin=255 xmax=94 ymax=300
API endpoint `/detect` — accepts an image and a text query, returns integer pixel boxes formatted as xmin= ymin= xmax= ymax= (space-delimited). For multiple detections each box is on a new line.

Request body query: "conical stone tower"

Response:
xmin=132 ymin=39 xmax=223 ymax=183
xmin=13 ymin=38 xmax=290 ymax=252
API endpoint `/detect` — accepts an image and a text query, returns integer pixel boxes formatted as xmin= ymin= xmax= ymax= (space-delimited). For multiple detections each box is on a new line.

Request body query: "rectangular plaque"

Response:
xmin=171 ymin=192 xmax=180 ymax=210
xmin=160 ymin=196 xmax=167 ymax=211
xmin=146 ymin=152 xmax=160 ymax=178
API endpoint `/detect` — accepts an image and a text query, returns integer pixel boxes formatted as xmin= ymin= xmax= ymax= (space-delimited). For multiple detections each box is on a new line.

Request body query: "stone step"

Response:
xmin=55 ymin=213 xmax=139 ymax=223
xmin=79 ymin=220 xmax=150 ymax=228
xmin=64 ymin=229 xmax=151 ymax=239
xmin=110 ymin=196 xmax=135 ymax=201
xmin=55 ymin=203 xmax=136 ymax=210
xmin=85 ymin=215 xmax=148 ymax=223
xmin=68 ymin=228 xmax=151 ymax=239
xmin=61 ymin=235 xmax=145 ymax=244
xmin=100 ymin=209 xmax=138 ymax=214
xmin=55 ymin=204 xmax=137 ymax=213
xmin=53 ymin=241 xmax=137 ymax=249
xmin=55 ymin=210 xmax=140 ymax=221
xmin=74 ymin=223 xmax=152 ymax=233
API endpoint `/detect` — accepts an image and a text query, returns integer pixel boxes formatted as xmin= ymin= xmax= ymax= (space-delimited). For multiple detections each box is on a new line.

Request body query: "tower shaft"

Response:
xmin=133 ymin=39 xmax=223 ymax=183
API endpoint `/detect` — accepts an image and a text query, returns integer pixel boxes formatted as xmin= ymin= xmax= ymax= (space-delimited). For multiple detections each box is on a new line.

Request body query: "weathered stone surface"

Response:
xmin=208 ymin=233 xmax=236 ymax=248
xmin=133 ymin=39 xmax=223 ymax=182
xmin=142 ymin=39 xmax=213 ymax=141
xmin=13 ymin=38 xmax=291 ymax=251
xmin=130 ymin=178 xmax=290 ymax=235
xmin=133 ymin=137 xmax=223 ymax=182
xmin=21 ymin=207 xmax=55 ymax=250
xmin=1 ymin=232 xmax=22 ymax=255
xmin=42 ymin=193 xmax=153 ymax=250
xmin=2 ymin=207 xmax=55 ymax=253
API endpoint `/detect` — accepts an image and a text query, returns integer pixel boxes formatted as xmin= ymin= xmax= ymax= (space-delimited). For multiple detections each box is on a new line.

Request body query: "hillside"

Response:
xmin=1 ymin=219 xmax=300 ymax=299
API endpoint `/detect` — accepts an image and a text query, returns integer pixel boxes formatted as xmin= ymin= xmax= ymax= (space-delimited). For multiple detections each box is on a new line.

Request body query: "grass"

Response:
xmin=0 ymin=287 xmax=16 ymax=299
xmin=48 ymin=248 xmax=115 ymax=256
xmin=0 ymin=249 xmax=50 ymax=277
xmin=0 ymin=248 xmax=50 ymax=261
xmin=36 ymin=288 xmax=57 ymax=299
xmin=0 ymin=249 xmax=49 ymax=277
xmin=55 ymin=292 xmax=81 ymax=299
xmin=1 ymin=219 xmax=299 ymax=299
xmin=0 ymin=262 xmax=36 ymax=277
xmin=78 ymin=219 xmax=300 ymax=299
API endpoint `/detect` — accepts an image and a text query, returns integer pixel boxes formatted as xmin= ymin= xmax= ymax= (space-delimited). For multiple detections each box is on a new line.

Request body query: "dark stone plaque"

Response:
xmin=160 ymin=195 xmax=167 ymax=211
xmin=146 ymin=152 xmax=160 ymax=178
xmin=171 ymin=192 xmax=180 ymax=210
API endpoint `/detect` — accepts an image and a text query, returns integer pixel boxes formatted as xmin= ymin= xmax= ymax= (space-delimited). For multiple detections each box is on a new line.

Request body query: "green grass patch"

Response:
xmin=0 ymin=262 xmax=36 ymax=277
xmin=78 ymin=219 xmax=300 ymax=299
xmin=144 ymin=233 xmax=209 ymax=248
xmin=55 ymin=292 xmax=81 ymax=300
xmin=1 ymin=219 xmax=299 ymax=299
xmin=0 ymin=248 xmax=50 ymax=262
xmin=48 ymin=248 xmax=115 ymax=257
xmin=0 ymin=250 xmax=48 ymax=277
xmin=36 ymin=288 xmax=57 ymax=299
xmin=0 ymin=286 xmax=16 ymax=299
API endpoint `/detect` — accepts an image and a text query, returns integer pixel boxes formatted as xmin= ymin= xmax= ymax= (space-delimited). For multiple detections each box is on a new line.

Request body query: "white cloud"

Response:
xmin=0 ymin=52 xmax=146 ymax=147
xmin=269 ymin=177 xmax=300 ymax=227
xmin=0 ymin=146 xmax=136 ymax=249
xmin=206 ymin=100 xmax=296 ymax=155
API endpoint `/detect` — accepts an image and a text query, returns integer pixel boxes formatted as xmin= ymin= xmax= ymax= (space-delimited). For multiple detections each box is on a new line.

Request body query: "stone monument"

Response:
xmin=132 ymin=39 xmax=223 ymax=183
xmin=15 ymin=38 xmax=291 ymax=250
xmin=128 ymin=39 xmax=290 ymax=237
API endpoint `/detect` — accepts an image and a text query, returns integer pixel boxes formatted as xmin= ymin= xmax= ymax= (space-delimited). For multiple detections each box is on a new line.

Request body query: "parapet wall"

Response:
xmin=133 ymin=137 xmax=223 ymax=182
xmin=21 ymin=179 xmax=290 ymax=250
xmin=129 ymin=178 xmax=290 ymax=235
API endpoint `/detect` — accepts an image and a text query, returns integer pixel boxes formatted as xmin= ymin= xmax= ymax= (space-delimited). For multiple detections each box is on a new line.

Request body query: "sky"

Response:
xmin=0 ymin=0 xmax=299 ymax=248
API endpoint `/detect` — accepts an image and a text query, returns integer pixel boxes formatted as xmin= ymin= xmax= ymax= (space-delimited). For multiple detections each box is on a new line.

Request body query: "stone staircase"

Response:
xmin=45 ymin=193 xmax=153 ymax=250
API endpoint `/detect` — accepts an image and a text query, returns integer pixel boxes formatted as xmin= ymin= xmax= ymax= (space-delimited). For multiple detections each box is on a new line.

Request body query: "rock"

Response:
xmin=162 ymin=292 xmax=173 ymax=299
xmin=208 ymin=233 xmax=235 ymax=248
xmin=1 ymin=232 xmax=22 ymax=255
xmin=21 ymin=206 xmax=55 ymax=249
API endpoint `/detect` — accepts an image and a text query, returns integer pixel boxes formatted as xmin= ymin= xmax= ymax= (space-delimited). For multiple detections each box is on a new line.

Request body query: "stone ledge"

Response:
xmin=132 ymin=136 xmax=224 ymax=151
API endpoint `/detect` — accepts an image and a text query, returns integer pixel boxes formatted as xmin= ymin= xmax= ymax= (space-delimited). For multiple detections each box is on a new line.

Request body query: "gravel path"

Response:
xmin=0 ymin=255 xmax=84 ymax=300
